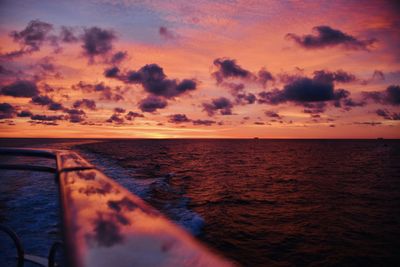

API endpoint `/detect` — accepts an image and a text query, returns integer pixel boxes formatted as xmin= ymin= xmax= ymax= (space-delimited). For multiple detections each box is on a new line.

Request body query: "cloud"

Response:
xmin=203 ymin=97 xmax=233 ymax=116
xmin=110 ymin=51 xmax=128 ymax=65
xmin=73 ymin=99 xmax=97 ymax=110
xmin=17 ymin=110 xmax=33 ymax=117
xmin=73 ymin=81 xmax=123 ymax=101
xmin=265 ymin=110 xmax=282 ymax=119
xmin=258 ymin=76 xmax=349 ymax=105
xmin=59 ymin=26 xmax=79 ymax=43
xmin=1 ymin=20 xmax=54 ymax=59
xmin=335 ymin=98 xmax=366 ymax=111
xmin=159 ymin=26 xmax=176 ymax=39
xmin=104 ymin=67 xmax=120 ymax=78
xmin=258 ymin=68 xmax=275 ymax=88
xmin=114 ymin=107 xmax=125 ymax=113
xmin=124 ymin=64 xmax=197 ymax=98
xmin=81 ymin=27 xmax=116 ymax=62
xmin=1 ymin=80 xmax=39 ymax=97
xmin=353 ymin=121 xmax=382 ymax=126
xmin=363 ymin=85 xmax=400 ymax=106
xmin=30 ymin=114 xmax=64 ymax=121
xmin=212 ymin=58 xmax=253 ymax=83
xmin=64 ymin=108 xmax=86 ymax=123
xmin=138 ymin=96 xmax=168 ymax=112
xmin=372 ymin=70 xmax=385 ymax=81
xmin=376 ymin=109 xmax=400 ymax=120
xmin=313 ymin=70 xmax=356 ymax=83
xmin=235 ymin=93 xmax=256 ymax=104
xmin=31 ymin=95 xmax=64 ymax=110
xmin=125 ymin=111 xmax=144 ymax=120
xmin=303 ymin=102 xmax=327 ymax=114
xmin=168 ymin=114 xmax=190 ymax=123
xmin=106 ymin=114 xmax=124 ymax=124
xmin=192 ymin=119 xmax=216 ymax=126
xmin=286 ymin=25 xmax=376 ymax=50
xmin=0 ymin=103 xmax=16 ymax=119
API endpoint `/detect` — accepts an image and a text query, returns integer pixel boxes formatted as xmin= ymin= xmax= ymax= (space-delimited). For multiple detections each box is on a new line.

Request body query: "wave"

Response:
xmin=77 ymin=149 xmax=205 ymax=236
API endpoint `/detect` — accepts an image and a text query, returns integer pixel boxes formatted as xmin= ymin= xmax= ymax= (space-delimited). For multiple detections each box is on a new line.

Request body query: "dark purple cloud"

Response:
xmin=68 ymin=114 xmax=85 ymax=123
xmin=313 ymin=70 xmax=356 ymax=83
xmin=17 ymin=110 xmax=33 ymax=117
xmin=159 ymin=27 xmax=175 ymax=39
xmin=258 ymin=68 xmax=275 ymax=88
xmin=258 ymin=76 xmax=349 ymax=105
xmin=138 ymin=96 xmax=168 ymax=112
xmin=104 ymin=67 xmax=120 ymax=78
xmin=1 ymin=80 xmax=39 ymax=97
xmin=286 ymin=25 xmax=376 ymax=50
xmin=31 ymin=95 xmax=64 ymax=110
xmin=303 ymin=102 xmax=327 ymax=114
xmin=372 ymin=70 xmax=385 ymax=81
xmin=363 ymin=85 xmax=400 ymax=106
xmin=192 ymin=119 xmax=216 ymax=126
xmin=73 ymin=99 xmax=97 ymax=110
xmin=376 ymin=109 xmax=400 ymax=120
xmin=30 ymin=114 xmax=64 ymax=121
xmin=265 ymin=110 xmax=282 ymax=119
xmin=31 ymin=95 xmax=53 ymax=106
xmin=203 ymin=97 xmax=233 ymax=116
xmin=125 ymin=111 xmax=144 ymax=120
xmin=110 ymin=51 xmax=128 ymax=65
xmin=354 ymin=121 xmax=382 ymax=126
xmin=106 ymin=114 xmax=124 ymax=124
xmin=114 ymin=107 xmax=126 ymax=113
xmin=169 ymin=114 xmax=190 ymax=123
xmin=64 ymin=108 xmax=85 ymax=115
xmin=81 ymin=27 xmax=116 ymax=62
xmin=334 ymin=98 xmax=366 ymax=110
xmin=235 ymin=93 xmax=256 ymax=105
xmin=64 ymin=108 xmax=86 ymax=123
xmin=59 ymin=26 xmax=79 ymax=43
xmin=0 ymin=103 xmax=16 ymax=119
xmin=212 ymin=58 xmax=253 ymax=83
xmin=73 ymin=81 xmax=123 ymax=101
xmin=1 ymin=20 xmax=54 ymax=59
xmin=124 ymin=64 xmax=197 ymax=98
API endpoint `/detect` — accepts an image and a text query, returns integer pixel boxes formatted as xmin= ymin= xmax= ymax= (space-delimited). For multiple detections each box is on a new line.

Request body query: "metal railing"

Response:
xmin=0 ymin=147 xmax=234 ymax=267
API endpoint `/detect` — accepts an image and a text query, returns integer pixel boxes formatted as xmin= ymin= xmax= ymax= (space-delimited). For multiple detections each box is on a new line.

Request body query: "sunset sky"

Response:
xmin=0 ymin=0 xmax=399 ymax=138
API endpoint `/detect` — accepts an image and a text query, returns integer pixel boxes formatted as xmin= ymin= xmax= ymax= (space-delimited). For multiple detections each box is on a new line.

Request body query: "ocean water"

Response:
xmin=1 ymin=139 xmax=400 ymax=266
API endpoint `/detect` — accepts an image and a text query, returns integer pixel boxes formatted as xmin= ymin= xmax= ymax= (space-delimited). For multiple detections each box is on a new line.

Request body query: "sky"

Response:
xmin=0 ymin=0 xmax=399 ymax=138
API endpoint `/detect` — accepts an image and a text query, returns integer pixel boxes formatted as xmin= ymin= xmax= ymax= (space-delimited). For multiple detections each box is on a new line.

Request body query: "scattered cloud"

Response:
xmin=192 ymin=119 xmax=216 ymax=126
xmin=159 ymin=26 xmax=176 ymax=39
xmin=258 ymin=76 xmax=349 ymax=105
xmin=138 ymin=95 xmax=168 ymax=112
xmin=1 ymin=80 xmax=39 ymax=97
xmin=81 ymin=27 xmax=116 ymax=63
xmin=286 ymin=25 xmax=376 ymax=50
xmin=125 ymin=111 xmax=144 ymax=120
xmin=73 ymin=99 xmax=97 ymax=110
xmin=1 ymin=20 xmax=55 ymax=59
xmin=106 ymin=113 xmax=124 ymax=124
xmin=363 ymin=85 xmax=400 ymax=106
xmin=203 ymin=97 xmax=233 ymax=116
xmin=212 ymin=58 xmax=253 ymax=84
xmin=0 ymin=103 xmax=16 ymax=119
xmin=123 ymin=64 xmax=197 ymax=98
xmin=376 ymin=109 xmax=400 ymax=120
xmin=168 ymin=113 xmax=190 ymax=123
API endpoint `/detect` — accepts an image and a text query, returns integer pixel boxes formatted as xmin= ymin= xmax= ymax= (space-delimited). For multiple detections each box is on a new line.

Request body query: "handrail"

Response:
xmin=0 ymin=147 xmax=235 ymax=267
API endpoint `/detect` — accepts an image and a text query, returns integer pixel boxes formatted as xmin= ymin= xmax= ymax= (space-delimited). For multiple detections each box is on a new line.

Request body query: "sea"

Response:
xmin=0 ymin=139 xmax=400 ymax=266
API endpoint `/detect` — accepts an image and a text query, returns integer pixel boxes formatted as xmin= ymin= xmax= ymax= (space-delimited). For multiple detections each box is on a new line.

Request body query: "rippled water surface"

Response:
xmin=1 ymin=139 xmax=400 ymax=266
